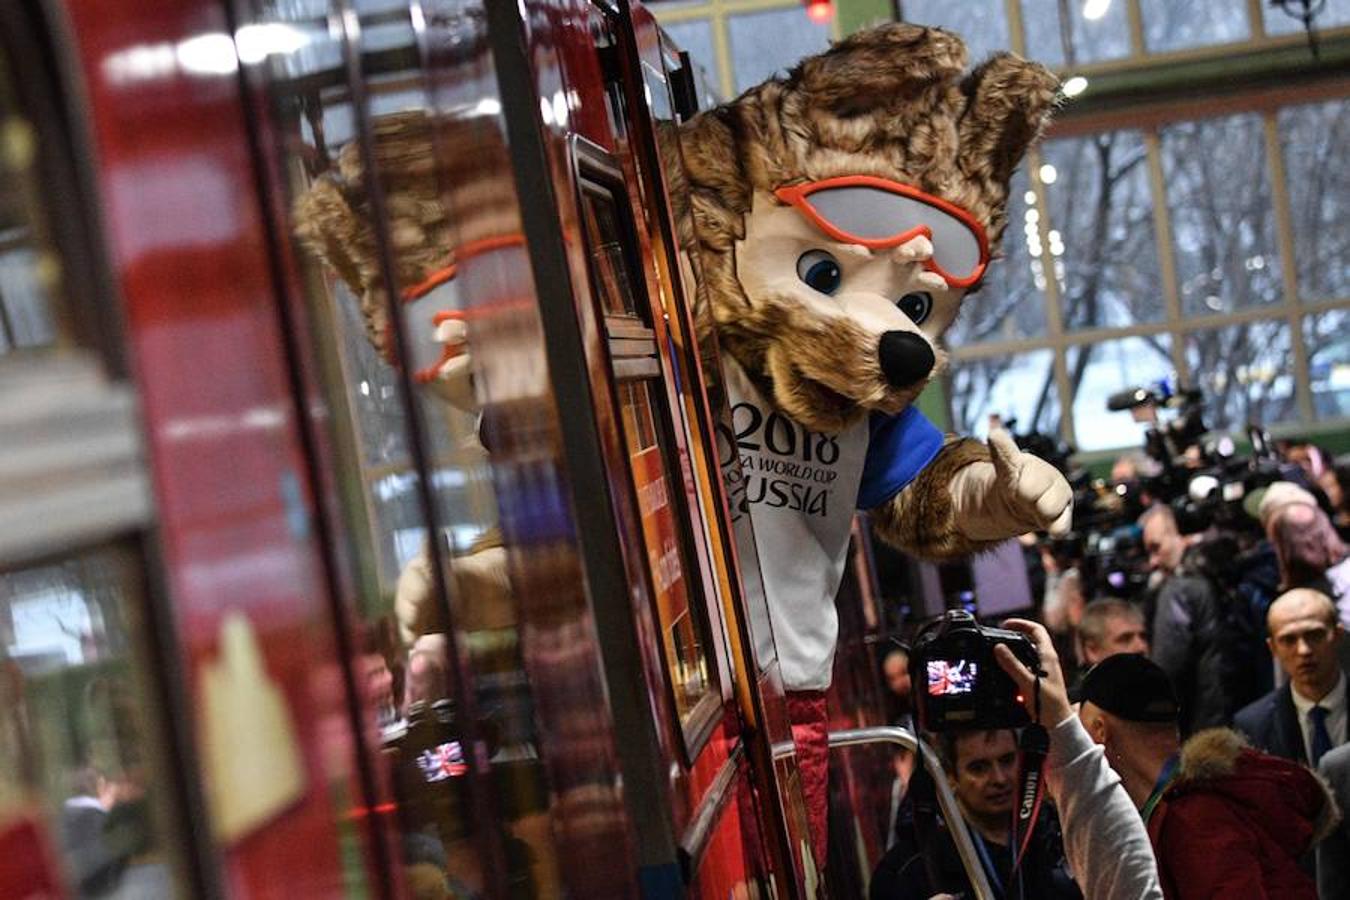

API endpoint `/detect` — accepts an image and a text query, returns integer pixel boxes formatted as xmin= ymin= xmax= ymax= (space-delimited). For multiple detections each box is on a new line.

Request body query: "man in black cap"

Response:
xmin=1077 ymin=653 xmax=1337 ymax=899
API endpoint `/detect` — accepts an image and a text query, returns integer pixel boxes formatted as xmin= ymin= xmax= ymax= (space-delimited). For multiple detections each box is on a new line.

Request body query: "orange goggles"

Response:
xmin=774 ymin=175 xmax=990 ymax=289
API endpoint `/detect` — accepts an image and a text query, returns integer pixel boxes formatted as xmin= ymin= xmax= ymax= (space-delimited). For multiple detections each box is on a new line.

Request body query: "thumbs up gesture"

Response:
xmin=949 ymin=428 xmax=1073 ymax=541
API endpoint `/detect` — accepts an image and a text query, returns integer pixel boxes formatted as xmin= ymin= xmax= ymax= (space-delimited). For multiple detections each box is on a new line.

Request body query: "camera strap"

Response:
xmin=1007 ymin=675 xmax=1049 ymax=895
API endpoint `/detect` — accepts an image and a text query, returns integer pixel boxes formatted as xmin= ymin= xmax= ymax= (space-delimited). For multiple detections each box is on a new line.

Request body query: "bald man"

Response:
xmin=1235 ymin=589 xmax=1347 ymax=766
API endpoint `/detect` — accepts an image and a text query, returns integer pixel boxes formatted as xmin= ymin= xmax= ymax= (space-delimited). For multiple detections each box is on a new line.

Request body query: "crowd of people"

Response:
xmin=872 ymin=438 xmax=1350 ymax=900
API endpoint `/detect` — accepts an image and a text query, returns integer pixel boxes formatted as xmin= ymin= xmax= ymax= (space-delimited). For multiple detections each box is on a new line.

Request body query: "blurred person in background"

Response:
xmin=1077 ymin=598 xmax=1149 ymax=667
xmin=1235 ymin=588 xmax=1346 ymax=767
xmin=1078 ymin=653 xmax=1338 ymax=900
xmin=1140 ymin=504 xmax=1194 ymax=581
xmin=1141 ymin=504 xmax=1240 ymax=732
xmin=1282 ymin=441 xmax=1334 ymax=487
xmin=878 ymin=641 xmax=916 ymax=850
xmin=1323 ymin=457 xmax=1350 ymax=541
xmin=1265 ymin=495 xmax=1350 ymax=629
xmin=881 ymin=641 xmax=914 ymax=728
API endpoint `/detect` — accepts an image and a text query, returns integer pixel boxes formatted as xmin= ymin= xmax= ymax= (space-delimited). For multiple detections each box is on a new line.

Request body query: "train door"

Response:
xmin=0 ymin=7 xmax=208 ymax=897
xmin=619 ymin=6 xmax=1002 ymax=899
xmin=506 ymin=1 xmax=822 ymax=895
xmin=617 ymin=2 xmax=823 ymax=892
xmin=2 ymin=0 xmax=406 ymax=896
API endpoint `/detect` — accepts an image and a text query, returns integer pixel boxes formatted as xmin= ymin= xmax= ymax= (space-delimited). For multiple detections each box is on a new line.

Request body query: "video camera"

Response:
xmin=1105 ymin=378 xmax=1207 ymax=477
xmin=909 ymin=610 xmax=1040 ymax=732
xmin=1105 ymin=379 xmax=1295 ymax=536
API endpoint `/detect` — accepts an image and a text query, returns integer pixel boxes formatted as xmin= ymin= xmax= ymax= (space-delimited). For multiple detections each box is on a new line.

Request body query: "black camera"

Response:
xmin=909 ymin=611 xmax=1040 ymax=732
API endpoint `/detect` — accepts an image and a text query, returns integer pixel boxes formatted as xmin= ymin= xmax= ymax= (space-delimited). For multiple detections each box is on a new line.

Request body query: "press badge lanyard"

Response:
xmin=969 ymin=828 xmax=1006 ymax=898
xmin=1141 ymin=753 xmax=1181 ymax=824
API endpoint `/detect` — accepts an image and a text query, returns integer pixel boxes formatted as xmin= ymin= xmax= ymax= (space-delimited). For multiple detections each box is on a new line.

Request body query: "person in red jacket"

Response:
xmin=1076 ymin=653 xmax=1340 ymax=899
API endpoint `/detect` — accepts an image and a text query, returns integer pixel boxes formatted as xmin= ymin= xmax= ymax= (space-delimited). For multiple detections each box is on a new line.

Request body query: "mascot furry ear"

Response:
xmin=670 ymin=23 xmax=1070 ymax=869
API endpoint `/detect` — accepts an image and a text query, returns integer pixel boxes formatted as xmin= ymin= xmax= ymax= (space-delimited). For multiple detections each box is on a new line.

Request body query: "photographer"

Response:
xmin=869 ymin=727 xmax=1079 ymax=900
xmin=993 ymin=620 xmax=1163 ymax=900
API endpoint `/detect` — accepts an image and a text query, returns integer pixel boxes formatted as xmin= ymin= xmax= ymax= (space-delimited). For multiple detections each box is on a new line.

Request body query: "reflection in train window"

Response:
xmin=247 ymin=0 xmax=563 ymax=893
xmin=0 ymin=59 xmax=62 ymax=353
xmin=618 ymin=380 xmax=712 ymax=720
xmin=582 ymin=192 xmax=640 ymax=319
xmin=578 ymin=161 xmax=720 ymax=751
xmin=0 ymin=546 xmax=177 ymax=898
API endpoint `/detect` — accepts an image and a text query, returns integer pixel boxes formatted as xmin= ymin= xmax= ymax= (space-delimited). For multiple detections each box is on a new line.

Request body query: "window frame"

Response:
xmin=571 ymin=134 xmax=725 ymax=761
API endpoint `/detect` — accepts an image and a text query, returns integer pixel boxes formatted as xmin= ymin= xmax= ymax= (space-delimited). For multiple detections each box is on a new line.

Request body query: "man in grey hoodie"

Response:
xmin=994 ymin=619 xmax=1163 ymax=900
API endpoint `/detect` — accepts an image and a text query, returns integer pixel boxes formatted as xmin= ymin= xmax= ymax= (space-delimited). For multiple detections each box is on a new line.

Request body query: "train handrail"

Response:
xmin=772 ymin=725 xmax=995 ymax=900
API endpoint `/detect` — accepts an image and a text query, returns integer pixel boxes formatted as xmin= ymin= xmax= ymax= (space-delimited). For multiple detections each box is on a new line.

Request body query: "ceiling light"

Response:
xmin=1061 ymin=76 xmax=1088 ymax=98
xmin=1083 ymin=0 xmax=1111 ymax=21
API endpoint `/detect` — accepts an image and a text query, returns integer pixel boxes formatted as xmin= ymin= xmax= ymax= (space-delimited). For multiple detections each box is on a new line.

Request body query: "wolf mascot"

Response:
xmin=669 ymin=24 xmax=1071 ymax=866
xmin=295 ymin=22 xmax=1072 ymax=874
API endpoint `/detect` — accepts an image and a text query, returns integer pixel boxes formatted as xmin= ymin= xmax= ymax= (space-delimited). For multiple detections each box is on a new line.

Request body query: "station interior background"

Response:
xmin=651 ymin=0 xmax=1350 ymax=463
xmin=0 ymin=1 xmax=1347 ymax=896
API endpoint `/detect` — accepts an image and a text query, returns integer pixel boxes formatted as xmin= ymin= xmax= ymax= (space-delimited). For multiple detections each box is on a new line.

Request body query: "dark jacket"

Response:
xmin=1148 ymin=729 xmax=1338 ymax=900
xmin=1318 ymin=743 xmax=1350 ymax=900
xmin=1233 ymin=684 xmax=1312 ymax=764
xmin=870 ymin=803 xmax=1080 ymax=900
xmin=1150 ymin=568 xmax=1230 ymax=734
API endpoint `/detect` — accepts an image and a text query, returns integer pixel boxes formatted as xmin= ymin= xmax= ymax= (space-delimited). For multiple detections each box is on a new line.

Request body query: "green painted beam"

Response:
xmin=1057 ymin=33 xmax=1350 ymax=123
xmin=916 ymin=380 xmax=952 ymax=432
xmin=838 ymin=0 xmax=895 ymax=35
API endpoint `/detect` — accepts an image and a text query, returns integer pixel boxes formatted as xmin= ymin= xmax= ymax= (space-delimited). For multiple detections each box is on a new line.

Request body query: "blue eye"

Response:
xmin=898 ymin=291 xmax=933 ymax=325
xmin=796 ymin=250 xmax=842 ymax=295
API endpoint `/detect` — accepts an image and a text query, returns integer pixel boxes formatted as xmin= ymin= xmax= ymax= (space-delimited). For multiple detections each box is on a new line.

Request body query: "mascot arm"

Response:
xmin=868 ymin=428 xmax=1072 ymax=561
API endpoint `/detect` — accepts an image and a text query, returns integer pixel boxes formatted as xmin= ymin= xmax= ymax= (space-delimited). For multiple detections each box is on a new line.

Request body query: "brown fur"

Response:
xmin=1177 ymin=728 xmax=1341 ymax=844
xmin=673 ymin=24 xmax=1056 ymax=434
xmin=674 ymin=24 xmax=1059 ymax=556
xmin=869 ymin=436 xmax=1000 ymax=560
xmin=293 ymin=110 xmax=497 ymax=357
xmin=677 ymin=25 xmax=1058 ymax=257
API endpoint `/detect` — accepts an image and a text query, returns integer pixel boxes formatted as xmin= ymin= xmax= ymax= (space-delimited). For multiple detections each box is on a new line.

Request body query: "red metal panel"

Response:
xmin=62 ymin=2 xmax=375 ymax=895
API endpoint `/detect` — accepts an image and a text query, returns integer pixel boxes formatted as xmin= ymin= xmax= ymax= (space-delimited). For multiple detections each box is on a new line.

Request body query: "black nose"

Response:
xmin=877 ymin=331 xmax=935 ymax=388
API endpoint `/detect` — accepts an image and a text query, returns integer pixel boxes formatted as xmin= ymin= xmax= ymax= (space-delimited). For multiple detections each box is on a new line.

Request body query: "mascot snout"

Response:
xmin=877 ymin=330 xmax=935 ymax=388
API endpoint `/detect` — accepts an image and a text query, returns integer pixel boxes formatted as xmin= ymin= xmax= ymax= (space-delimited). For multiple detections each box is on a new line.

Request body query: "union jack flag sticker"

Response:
xmin=417 ymin=741 xmax=469 ymax=782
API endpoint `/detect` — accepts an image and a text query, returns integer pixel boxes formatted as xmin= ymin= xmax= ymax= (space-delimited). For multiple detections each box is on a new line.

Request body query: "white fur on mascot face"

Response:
xmin=733 ymin=191 xmax=969 ymax=431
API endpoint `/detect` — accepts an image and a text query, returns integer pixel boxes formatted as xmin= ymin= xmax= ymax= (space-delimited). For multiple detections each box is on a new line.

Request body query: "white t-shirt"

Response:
xmin=721 ymin=358 xmax=942 ymax=690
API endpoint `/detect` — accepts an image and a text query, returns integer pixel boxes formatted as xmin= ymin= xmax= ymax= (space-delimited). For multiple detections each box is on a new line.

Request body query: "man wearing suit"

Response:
xmin=1235 ymin=588 xmax=1346 ymax=766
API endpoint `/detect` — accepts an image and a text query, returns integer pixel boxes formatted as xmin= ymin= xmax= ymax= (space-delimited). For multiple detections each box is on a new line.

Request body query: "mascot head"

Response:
xmin=673 ymin=24 xmax=1058 ymax=433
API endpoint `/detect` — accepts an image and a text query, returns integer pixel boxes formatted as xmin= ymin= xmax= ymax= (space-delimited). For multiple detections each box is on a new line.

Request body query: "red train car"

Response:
xmin=0 ymin=1 xmax=984 ymax=897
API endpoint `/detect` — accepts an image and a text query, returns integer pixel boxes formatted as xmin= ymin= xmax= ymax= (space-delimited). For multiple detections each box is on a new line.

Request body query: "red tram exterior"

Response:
xmin=0 ymin=1 xmax=911 ymax=897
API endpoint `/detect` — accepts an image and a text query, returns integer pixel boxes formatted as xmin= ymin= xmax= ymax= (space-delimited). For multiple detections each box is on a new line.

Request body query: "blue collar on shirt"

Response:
xmin=857 ymin=407 xmax=945 ymax=510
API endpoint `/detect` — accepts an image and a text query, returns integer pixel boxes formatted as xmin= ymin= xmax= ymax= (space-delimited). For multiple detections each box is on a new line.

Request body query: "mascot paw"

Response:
xmin=985 ymin=427 xmax=1073 ymax=534
xmin=952 ymin=428 xmax=1073 ymax=541
xmin=423 ymin=316 xmax=479 ymax=413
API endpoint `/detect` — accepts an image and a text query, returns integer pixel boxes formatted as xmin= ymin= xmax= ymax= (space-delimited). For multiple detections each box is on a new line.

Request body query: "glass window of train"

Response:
xmin=616 ymin=380 xmax=717 ymax=738
xmin=580 ymin=182 xmax=642 ymax=320
xmin=577 ymin=153 xmax=721 ymax=747
xmin=0 ymin=545 xmax=183 ymax=898
xmin=244 ymin=4 xmax=567 ymax=892
xmin=0 ymin=45 xmax=63 ymax=353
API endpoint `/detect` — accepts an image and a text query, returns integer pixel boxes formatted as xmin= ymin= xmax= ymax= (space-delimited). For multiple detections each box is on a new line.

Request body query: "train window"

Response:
xmin=651 ymin=30 xmax=780 ymax=675
xmin=0 ymin=545 xmax=178 ymax=898
xmin=617 ymin=380 xmax=713 ymax=720
xmin=582 ymin=192 xmax=640 ymax=319
xmin=574 ymin=143 xmax=721 ymax=752
xmin=240 ymin=0 xmax=567 ymax=893
xmin=0 ymin=58 xmax=61 ymax=352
